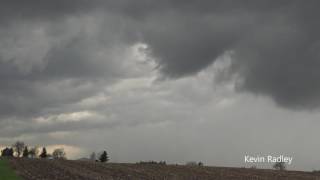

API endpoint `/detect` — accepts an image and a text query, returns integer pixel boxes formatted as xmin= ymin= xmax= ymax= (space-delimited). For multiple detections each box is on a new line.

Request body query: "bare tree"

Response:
xmin=12 ymin=141 xmax=25 ymax=157
xmin=90 ymin=152 xmax=96 ymax=161
xmin=29 ymin=146 xmax=39 ymax=158
xmin=52 ymin=148 xmax=66 ymax=160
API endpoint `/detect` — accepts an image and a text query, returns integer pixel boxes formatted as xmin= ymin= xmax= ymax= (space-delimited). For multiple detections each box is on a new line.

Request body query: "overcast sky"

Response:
xmin=1 ymin=0 xmax=320 ymax=171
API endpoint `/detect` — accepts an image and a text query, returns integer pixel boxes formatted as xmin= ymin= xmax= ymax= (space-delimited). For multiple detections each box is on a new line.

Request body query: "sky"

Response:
xmin=1 ymin=0 xmax=320 ymax=171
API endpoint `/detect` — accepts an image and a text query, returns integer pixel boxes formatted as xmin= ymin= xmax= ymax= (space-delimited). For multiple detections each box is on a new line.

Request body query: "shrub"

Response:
xmin=273 ymin=162 xmax=286 ymax=171
xmin=52 ymin=148 xmax=66 ymax=160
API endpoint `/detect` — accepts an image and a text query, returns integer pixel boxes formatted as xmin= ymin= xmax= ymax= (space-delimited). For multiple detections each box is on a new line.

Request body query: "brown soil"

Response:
xmin=8 ymin=158 xmax=320 ymax=180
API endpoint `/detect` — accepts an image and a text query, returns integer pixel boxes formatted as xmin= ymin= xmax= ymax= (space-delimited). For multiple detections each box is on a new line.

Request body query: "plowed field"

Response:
xmin=8 ymin=158 xmax=320 ymax=180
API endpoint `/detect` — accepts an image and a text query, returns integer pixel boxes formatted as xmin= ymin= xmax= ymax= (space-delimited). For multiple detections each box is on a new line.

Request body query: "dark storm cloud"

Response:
xmin=105 ymin=0 xmax=320 ymax=109
xmin=227 ymin=2 xmax=320 ymax=109
xmin=0 ymin=0 xmax=99 ymax=23
xmin=1 ymin=0 xmax=320 ymax=123
xmin=132 ymin=0 xmax=320 ymax=109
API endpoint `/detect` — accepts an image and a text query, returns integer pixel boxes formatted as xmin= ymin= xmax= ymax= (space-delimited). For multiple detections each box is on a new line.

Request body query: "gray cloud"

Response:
xmin=0 ymin=1 xmax=319 ymax=128
xmin=134 ymin=1 xmax=320 ymax=109
xmin=228 ymin=4 xmax=320 ymax=109
xmin=133 ymin=1 xmax=320 ymax=109
xmin=0 ymin=0 xmax=319 ymax=131
xmin=2 ymin=0 xmax=320 ymax=170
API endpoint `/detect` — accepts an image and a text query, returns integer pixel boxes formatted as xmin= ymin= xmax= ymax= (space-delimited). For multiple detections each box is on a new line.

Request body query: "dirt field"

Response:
xmin=8 ymin=158 xmax=320 ymax=180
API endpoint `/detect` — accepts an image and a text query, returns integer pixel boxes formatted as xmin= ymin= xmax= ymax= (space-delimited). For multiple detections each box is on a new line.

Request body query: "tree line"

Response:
xmin=1 ymin=141 xmax=66 ymax=160
xmin=1 ymin=141 xmax=110 ymax=163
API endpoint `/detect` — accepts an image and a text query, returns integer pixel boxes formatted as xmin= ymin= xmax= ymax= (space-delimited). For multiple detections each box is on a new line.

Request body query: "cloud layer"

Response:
xmin=1 ymin=0 xmax=320 ymax=170
xmin=1 ymin=0 xmax=320 ymax=111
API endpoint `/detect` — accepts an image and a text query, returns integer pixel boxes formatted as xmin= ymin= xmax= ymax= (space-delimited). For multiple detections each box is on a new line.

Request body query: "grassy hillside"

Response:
xmin=0 ymin=158 xmax=21 ymax=180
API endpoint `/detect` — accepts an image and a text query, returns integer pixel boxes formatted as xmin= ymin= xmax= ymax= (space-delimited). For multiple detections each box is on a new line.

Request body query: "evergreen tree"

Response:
xmin=39 ymin=147 xmax=47 ymax=159
xmin=1 ymin=147 xmax=20 ymax=157
xmin=99 ymin=151 xmax=109 ymax=163
xmin=8 ymin=148 xmax=14 ymax=157
xmin=22 ymin=146 xmax=29 ymax=158
xmin=1 ymin=148 xmax=10 ymax=157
